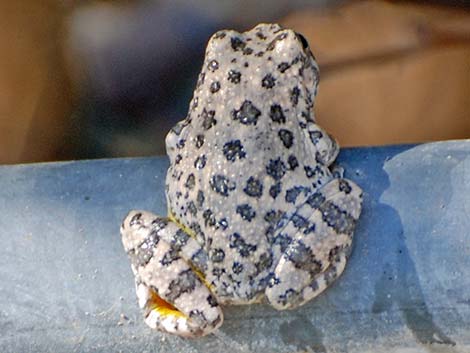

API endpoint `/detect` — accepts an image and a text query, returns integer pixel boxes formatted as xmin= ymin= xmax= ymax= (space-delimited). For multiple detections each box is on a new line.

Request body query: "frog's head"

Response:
xmin=206 ymin=23 xmax=318 ymax=69
xmin=204 ymin=23 xmax=320 ymax=114
xmin=165 ymin=24 xmax=321 ymax=167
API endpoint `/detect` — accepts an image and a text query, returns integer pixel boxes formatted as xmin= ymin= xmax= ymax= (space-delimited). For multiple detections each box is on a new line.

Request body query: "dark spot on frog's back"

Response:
xmin=255 ymin=252 xmax=273 ymax=273
xmin=270 ymin=104 xmax=286 ymax=124
xmin=266 ymin=158 xmax=287 ymax=181
xmin=210 ymin=81 xmax=220 ymax=93
xmin=256 ymin=31 xmax=267 ymax=40
xmin=203 ymin=209 xmax=216 ymax=227
xmin=196 ymin=190 xmax=205 ymax=208
xmin=208 ymin=59 xmax=219 ymax=72
xmin=194 ymin=155 xmax=207 ymax=169
xmin=278 ymin=62 xmax=291 ymax=73
xmin=288 ymin=155 xmax=299 ymax=170
xmin=269 ymin=182 xmax=282 ymax=199
xmin=210 ymin=248 xmax=225 ymax=263
xmin=304 ymin=165 xmax=318 ymax=178
xmin=201 ymin=109 xmax=217 ymax=130
xmin=231 ymin=37 xmax=246 ymax=51
xmin=236 ymin=204 xmax=256 ymax=222
xmin=223 ymin=140 xmax=246 ymax=162
xmin=196 ymin=72 xmax=205 ymax=88
xmin=187 ymin=201 xmax=197 ymax=216
xmin=227 ymin=70 xmax=241 ymax=84
xmin=218 ymin=218 xmax=228 ymax=230
xmin=210 ymin=174 xmax=236 ymax=197
xmin=176 ymin=139 xmax=185 ymax=149
xmin=232 ymin=261 xmax=243 ymax=274
xmin=213 ymin=31 xmax=226 ymax=40
xmin=195 ymin=134 xmax=204 ymax=148
xmin=243 ymin=47 xmax=253 ymax=55
xmin=243 ymin=176 xmax=263 ymax=198
xmin=229 ymin=233 xmax=257 ymax=257
xmin=212 ymin=267 xmax=225 ymax=280
xmin=232 ymin=100 xmax=261 ymax=125
xmin=261 ymin=74 xmax=276 ymax=89
xmin=278 ymin=129 xmax=294 ymax=148
xmin=285 ymin=186 xmax=303 ymax=204
xmin=264 ymin=209 xmax=284 ymax=225
xmin=290 ymin=86 xmax=300 ymax=105
xmin=185 ymin=173 xmax=195 ymax=189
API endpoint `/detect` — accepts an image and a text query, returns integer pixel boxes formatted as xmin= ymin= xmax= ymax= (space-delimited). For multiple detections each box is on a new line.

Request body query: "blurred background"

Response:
xmin=0 ymin=0 xmax=469 ymax=164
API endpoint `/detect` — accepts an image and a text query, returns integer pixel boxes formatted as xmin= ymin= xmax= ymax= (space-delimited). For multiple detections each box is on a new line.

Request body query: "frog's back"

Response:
xmin=164 ymin=24 xmax=335 ymax=303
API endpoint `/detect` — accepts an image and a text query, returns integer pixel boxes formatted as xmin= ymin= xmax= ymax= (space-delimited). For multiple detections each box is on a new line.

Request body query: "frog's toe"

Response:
xmin=265 ymin=178 xmax=362 ymax=310
xmin=121 ymin=210 xmax=223 ymax=337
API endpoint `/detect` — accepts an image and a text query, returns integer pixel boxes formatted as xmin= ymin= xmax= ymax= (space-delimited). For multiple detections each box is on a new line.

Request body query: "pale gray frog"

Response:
xmin=120 ymin=23 xmax=363 ymax=338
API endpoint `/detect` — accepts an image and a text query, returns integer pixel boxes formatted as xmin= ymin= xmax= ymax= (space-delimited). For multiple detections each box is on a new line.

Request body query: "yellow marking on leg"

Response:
xmin=167 ymin=209 xmax=198 ymax=240
xmin=168 ymin=209 xmax=216 ymax=293
xmin=148 ymin=289 xmax=187 ymax=319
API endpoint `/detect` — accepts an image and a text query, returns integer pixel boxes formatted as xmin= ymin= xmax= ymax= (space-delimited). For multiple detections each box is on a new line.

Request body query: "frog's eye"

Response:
xmin=295 ymin=32 xmax=309 ymax=49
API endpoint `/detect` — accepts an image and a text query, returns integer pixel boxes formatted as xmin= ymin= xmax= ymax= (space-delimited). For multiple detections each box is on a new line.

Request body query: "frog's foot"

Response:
xmin=265 ymin=178 xmax=362 ymax=310
xmin=121 ymin=210 xmax=223 ymax=337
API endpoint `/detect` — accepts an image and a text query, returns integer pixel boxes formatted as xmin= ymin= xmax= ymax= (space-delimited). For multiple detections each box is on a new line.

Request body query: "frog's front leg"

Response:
xmin=120 ymin=211 xmax=223 ymax=337
xmin=265 ymin=178 xmax=362 ymax=310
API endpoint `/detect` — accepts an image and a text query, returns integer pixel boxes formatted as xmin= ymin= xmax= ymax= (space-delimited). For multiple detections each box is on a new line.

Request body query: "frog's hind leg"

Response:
xmin=265 ymin=178 xmax=362 ymax=310
xmin=120 ymin=210 xmax=223 ymax=337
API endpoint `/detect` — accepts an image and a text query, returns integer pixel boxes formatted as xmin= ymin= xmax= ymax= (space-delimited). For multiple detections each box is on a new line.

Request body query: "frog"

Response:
xmin=120 ymin=23 xmax=363 ymax=338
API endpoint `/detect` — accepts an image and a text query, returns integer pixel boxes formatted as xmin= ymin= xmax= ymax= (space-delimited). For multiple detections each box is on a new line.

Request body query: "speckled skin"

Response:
xmin=121 ymin=23 xmax=363 ymax=338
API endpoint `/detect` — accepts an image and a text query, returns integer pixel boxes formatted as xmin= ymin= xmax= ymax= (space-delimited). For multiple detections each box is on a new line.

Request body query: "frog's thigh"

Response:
xmin=121 ymin=211 xmax=223 ymax=337
xmin=265 ymin=178 xmax=362 ymax=310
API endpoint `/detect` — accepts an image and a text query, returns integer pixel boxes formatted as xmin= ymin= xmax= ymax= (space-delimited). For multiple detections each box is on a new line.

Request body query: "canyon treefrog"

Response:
xmin=121 ymin=23 xmax=362 ymax=337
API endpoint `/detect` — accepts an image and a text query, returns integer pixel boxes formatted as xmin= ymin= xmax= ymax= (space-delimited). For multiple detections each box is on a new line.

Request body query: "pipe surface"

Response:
xmin=1 ymin=141 xmax=469 ymax=352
